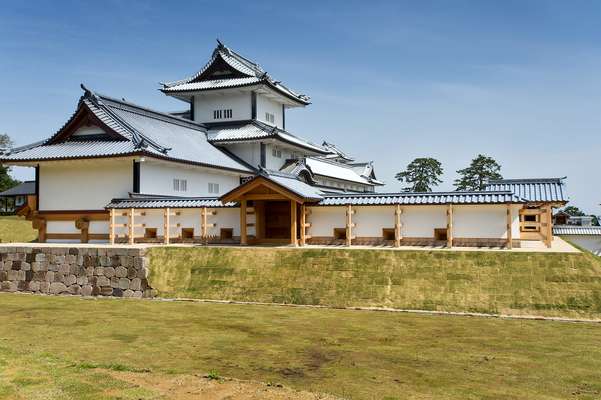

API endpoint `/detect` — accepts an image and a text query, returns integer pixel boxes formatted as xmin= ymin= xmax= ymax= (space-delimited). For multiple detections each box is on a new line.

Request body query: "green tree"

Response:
xmin=454 ymin=154 xmax=502 ymax=191
xmin=0 ymin=134 xmax=20 ymax=192
xmin=562 ymin=206 xmax=585 ymax=216
xmin=395 ymin=158 xmax=443 ymax=192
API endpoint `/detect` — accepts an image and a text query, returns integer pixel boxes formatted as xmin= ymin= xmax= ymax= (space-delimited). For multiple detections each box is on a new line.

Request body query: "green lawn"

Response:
xmin=1 ymin=293 xmax=600 ymax=399
xmin=0 ymin=216 xmax=36 ymax=243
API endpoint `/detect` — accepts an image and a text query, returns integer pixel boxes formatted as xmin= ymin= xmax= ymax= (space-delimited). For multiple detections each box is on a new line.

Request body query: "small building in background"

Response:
xmin=553 ymin=225 xmax=601 ymax=256
xmin=0 ymin=181 xmax=35 ymax=214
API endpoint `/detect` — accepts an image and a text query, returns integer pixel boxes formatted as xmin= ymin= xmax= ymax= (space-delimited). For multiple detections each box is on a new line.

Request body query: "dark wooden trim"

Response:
xmin=282 ymin=104 xmax=285 ymax=130
xmin=34 ymin=165 xmax=39 ymax=211
xmin=48 ymin=103 xmax=127 ymax=144
xmin=251 ymin=91 xmax=257 ymax=119
xmin=260 ymin=143 xmax=266 ymax=167
xmin=189 ymin=95 xmax=195 ymax=121
xmin=133 ymin=160 xmax=140 ymax=193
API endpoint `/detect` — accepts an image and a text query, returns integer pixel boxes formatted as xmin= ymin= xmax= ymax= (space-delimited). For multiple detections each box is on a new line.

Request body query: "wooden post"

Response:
xmin=201 ymin=207 xmax=207 ymax=243
xmin=506 ymin=204 xmax=513 ymax=249
xmin=109 ymin=209 xmax=115 ymax=245
xmin=394 ymin=204 xmax=402 ymax=247
xmin=446 ymin=204 xmax=453 ymax=248
xmin=290 ymin=201 xmax=298 ymax=246
xmin=544 ymin=206 xmax=553 ymax=248
xmin=240 ymin=200 xmax=247 ymax=245
xmin=128 ymin=208 xmax=135 ymax=245
xmin=163 ymin=207 xmax=170 ymax=244
xmin=346 ymin=204 xmax=353 ymax=246
xmin=299 ymin=204 xmax=306 ymax=246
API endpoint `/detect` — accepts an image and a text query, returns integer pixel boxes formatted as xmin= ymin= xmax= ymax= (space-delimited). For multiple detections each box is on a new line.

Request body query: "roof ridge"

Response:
xmin=487 ymin=177 xmax=566 ymax=184
xmin=97 ymin=94 xmax=207 ymax=132
xmin=324 ymin=190 xmax=517 ymax=197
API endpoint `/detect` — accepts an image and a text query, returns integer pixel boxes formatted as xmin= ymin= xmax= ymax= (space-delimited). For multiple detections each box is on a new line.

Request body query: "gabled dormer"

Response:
xmin=161 ymin=40 xmax=309 ymax=129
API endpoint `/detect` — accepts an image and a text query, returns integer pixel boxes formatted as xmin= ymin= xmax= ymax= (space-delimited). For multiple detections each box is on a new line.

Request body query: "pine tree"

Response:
xmin=454 ymin=154 xmax=502 ymax=191
xmin=0 ymin=134 xmax=20 ymax=192
xmin=395 ymin=158 xmax=443 ymax=192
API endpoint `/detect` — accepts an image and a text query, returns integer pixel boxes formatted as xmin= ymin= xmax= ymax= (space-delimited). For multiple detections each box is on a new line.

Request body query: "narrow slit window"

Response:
xmin=208 ymin=182 xmax=220 ymax=194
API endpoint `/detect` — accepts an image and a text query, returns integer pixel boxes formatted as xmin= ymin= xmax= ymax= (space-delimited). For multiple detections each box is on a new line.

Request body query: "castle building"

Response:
xmin=1 ymin=41 xmax=567 ymax=248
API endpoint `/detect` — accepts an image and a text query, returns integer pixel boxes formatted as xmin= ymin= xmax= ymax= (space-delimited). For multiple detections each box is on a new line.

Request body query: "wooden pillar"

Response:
xmin=394 ymin=204 xmax=402 ymax=247
xmin=346 ymin=204 xmax=354 ymax=246
xmin=33 ymin=217 xmax=46 ymax=243
xmin=446 ymin=204 xmax=453 ymax=248
xmin=506 ymin=204 xmax=513 ymax=249
xmin=544 ymin=206 xmax=553 ymax=248
xmin=163 ymin=207 xmax=170 ymax=244
xmin=240 ymin=200 xmax=247 ymax=245
xmin=109 ymin=209 xmax=115 ymax=245
xmin=201 ymin=207 xmax=207 ymax=242
xmin=76 ymin=218 xmax=90 ymax=244
xmin=128 ymin=208 xmax=135 ymax=245
xmin=290 ymin=201 xmax=298 ymax=246
xmin=300 ymin=204 xmax=306 ymax=246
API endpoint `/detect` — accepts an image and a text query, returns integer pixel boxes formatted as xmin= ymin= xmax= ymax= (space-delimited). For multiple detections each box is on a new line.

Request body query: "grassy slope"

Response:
xmin=0 ymin=293 xmax=600 ymax=399
xmin=148 ymin=247 xmax=601 ymax=319
xmin=0 ymin=216 xmax=36 ymax=243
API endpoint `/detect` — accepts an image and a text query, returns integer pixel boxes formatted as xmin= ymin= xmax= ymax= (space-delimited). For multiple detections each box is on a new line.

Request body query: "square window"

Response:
xmin=208 ymin=183 xmax=219 ymax=194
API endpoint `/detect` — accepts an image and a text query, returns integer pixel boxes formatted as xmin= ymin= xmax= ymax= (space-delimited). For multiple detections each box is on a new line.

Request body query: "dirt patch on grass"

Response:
xmin=110 ymin=370 xmax=341 ymax=400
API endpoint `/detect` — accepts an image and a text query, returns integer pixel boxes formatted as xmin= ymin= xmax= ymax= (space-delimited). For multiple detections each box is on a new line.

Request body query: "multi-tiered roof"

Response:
xmin=161 ymin=40 xmax=310 ymax=107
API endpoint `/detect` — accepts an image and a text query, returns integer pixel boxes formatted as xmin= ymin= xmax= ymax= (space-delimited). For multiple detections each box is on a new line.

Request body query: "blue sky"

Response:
xmin=1 ymin=1 xmax=600 ymax=213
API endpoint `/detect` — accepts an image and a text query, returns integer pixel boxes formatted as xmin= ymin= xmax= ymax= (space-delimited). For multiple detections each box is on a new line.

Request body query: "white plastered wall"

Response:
xmin=256 ymin=95 xmax=283 ymax=128
xmin=453 ymin=205 xmax=514 ymax=239
xmin=307 ymin=207 xmax=347 ymax=237
xmin=400 ymin=206 xmax=447 ymax=238
xmin=193 ymin=92 xmax=251 ymax=124
xmin=39 ymin=158 xmax=132 ymax=211
xmin=139 ymin=160 xmax=242 ymax=197
xmin=226 ymin=142 xmax=261 ymax=169
xmin=353 ymin=206 xmax=396 ymax=237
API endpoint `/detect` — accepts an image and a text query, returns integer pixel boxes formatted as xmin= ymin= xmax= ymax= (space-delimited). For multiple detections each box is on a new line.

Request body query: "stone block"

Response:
xmin=17 ymin=281 xmax=28 ymax=290
xmin=45 ymin=271 xmax=55 ymax=282
xmin=7 ymin=281 xmax=18 ymax=292
xmin=68 ymin=284 xmax=80 ymax=295
xmin=48 ymin=263 xmax=59 ymax=272
xmin=68 ymin=248 xmax=79 ymax=256
xmin=85 ymin=267 xmax=94 ymax=277
xmin=76 ymin=276 xmax=87 ymax=286
xmin=31 ymin=262 xmax=47 ymax=272
xmin=96 ymin=248 xmax=106 ymax=257
xmin=64 ymin=274 xmax=77 ymax=286
xmin=100 ymin=286 xmax=113 ymax=296
xmin=17 ymin=270 xmax=26 ymax=281
xmin=11 ymin=261 xmax=21 ymax=270
xmin=110 ymin=256 xmax=121 ymax=267
xmin=77 ymin=255 xmax=84 ymax=266
xmin=28 ymin=281 xmax=40 ymax=292
xmin=143 ymin=289 xmax=153 ymax=298
xmin=54 ymin=273 xmax=64 ymax=283
xmin=132 ymin=290 xmax=143 ymax=298
xmin=81 ymin=284 xmax=93 ymax=296
xmin=99 ymin=256 xmax=111 ymax=267
xmin=0 ymin=271 xmax=6 ymax=281
xmin=127 ymin=267 xmax=137 ymax=279
xmin=115 ymin=266 xmax=128 ymax=278
xmin=69 ymin=264 xmax=80 ymax=275
xmin=94 ymin=267 xmax=104 ymax=276
xmin=130 ymin=278 xmax=141 ymax=291
xmin=58 ymin=264 xmax=70 ymax=274
xmin=21 ymin=262 xmax=31 ymax=271
xmin=136 ymin=268 xmax=148 ymax=279
xmin=49 ymin=282 xmax=67 ymax=294
xmin=112 ymin=288 xmax=123 ymax=297
xmin=123 ymin=289 xmax=134 ymax=298
xmin=96 ymin=276 xmax=110 ymax=287
xmin=103 ymin=267 xmax=115 ymax=278
xmin=39 ymin=281 xmax=50 ymax=293
xmin=53 ymin=255 xmax=66 ymax=264
xmin=34 ymin=253 xmax=46 ymax=262
xmin=118 ymin=278 xmax=130 ymax=290
xmin=111 ymin=277 xmax=119 ymax=288
xmin=92 ymin=286 xmax=101 ymax=296
xmin=7 ymin=270 xmax=18 ymax=280
xmin=66 ymin=255 xmax=77 ymax=264
xmin=133 ymin=257 xmax=146 ymax=269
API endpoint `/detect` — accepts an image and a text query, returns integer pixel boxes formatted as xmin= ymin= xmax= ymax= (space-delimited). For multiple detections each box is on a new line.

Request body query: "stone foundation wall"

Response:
xmin=0 ymin=246 xmax=152 ymax=298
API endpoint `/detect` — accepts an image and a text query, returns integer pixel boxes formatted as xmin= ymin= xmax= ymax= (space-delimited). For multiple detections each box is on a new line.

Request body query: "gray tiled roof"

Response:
xmin=3 ymin=88 xmax=253 ymax=174
xmin=106 ymin=196 xmax=234 ymax=209
xmin=484 ymin=178 xmax=568 ymax=203
xmin=161 ymin=42 xmax=309 ymax=105
xmin=319 ymin=191 xmax=524 ymax=206
xmin=0 ymin=181 xmax=36 ymax=197
xmin=553 ymin=225 xmax=601 ymax=236
xmin=207 ymin=120 xmax=328 ymax=154
xmin=261 ymin=170 xmax=324 ymax=201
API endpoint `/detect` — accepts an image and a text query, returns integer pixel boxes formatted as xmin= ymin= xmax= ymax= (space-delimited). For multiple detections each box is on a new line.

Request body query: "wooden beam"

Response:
xmin=506 ymin=204 xmax=513 ymax=249
xmin=346 ymin=204 xmax=353 ymax=246
xmin=109 ymin=208 xmax=115 ymax=245
xmin=241 ymin=194 xmax=289 ymax=201
xmin=240 ymin=200 xmax=247 ymax=245
xmin=394 ymin=204 xmax=402 ymax=247
xmin=163 ymin=207 xmax=170 ymax=245
xmin=290 ymin=201 xmax=298 ymax=246
xmin=544 ymin=206 xmax=553 ymax=248
xmin=447 ymin=204 xmax=453 ymax=248
xmin=300 ymin=204 xmax=306 ymax=246
xmin=128 ymin=208 xmax=135 ymax=245
xmin=201 ymin=207 xmax=208 ymax=242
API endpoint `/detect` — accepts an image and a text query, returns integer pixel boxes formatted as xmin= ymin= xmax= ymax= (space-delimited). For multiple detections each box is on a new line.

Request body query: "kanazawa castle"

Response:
xmin=2 ymin=41 xmax=568 ymax=248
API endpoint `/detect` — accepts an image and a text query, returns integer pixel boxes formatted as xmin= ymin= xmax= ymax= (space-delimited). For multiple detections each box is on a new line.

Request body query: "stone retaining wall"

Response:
xmin=0 ymin=246 xmax=152 ymax=298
